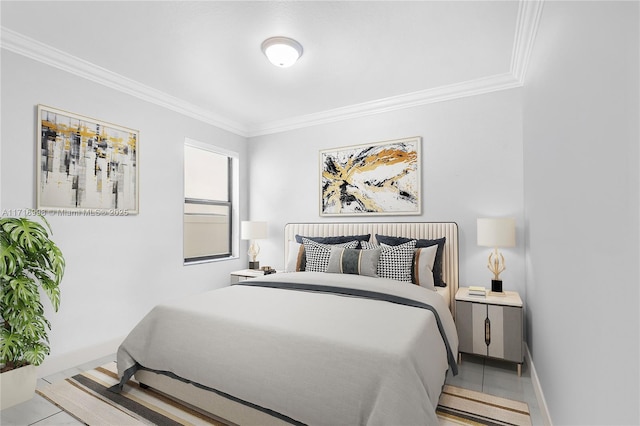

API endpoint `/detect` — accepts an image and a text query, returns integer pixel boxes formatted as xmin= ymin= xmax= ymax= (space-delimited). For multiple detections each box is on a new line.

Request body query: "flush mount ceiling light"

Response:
xmin=261 ymin=36 xmax=303 ymax=68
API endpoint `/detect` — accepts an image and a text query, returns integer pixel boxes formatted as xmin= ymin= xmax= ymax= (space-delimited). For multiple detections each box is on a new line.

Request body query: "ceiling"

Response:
xmin=1 ymin=1 xmax=540 ymax=136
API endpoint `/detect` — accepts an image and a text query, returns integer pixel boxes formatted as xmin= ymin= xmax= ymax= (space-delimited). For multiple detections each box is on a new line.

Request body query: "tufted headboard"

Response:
xmin=284 ymin=222 xmax=459 ymax=312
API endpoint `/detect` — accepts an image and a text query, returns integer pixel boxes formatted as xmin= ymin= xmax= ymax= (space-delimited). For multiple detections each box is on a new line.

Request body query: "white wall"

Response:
xmin=523 ymin=2 xmax=639 ymax=424
xmin=0 ymin=51 xmax=249 ymax=376
xmin=248 ymin=88 xmax=526 ymax=297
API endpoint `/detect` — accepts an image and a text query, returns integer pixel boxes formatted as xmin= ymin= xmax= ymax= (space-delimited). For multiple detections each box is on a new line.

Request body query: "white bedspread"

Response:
xmin=117 ymin=272 xmax=458 ymax=425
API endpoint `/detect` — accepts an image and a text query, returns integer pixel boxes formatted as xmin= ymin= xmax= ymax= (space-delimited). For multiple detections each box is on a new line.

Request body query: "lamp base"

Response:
xmin=491 ymin=279 xmax=503 ymax=293
xmin=249 ymin=261 xmax=260 ymax=270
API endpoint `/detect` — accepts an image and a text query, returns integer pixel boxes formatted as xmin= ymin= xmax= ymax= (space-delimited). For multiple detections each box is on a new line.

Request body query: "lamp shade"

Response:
xmin=477 ymin=217 xmax=516 ymax=248
xmin=241 ymin=221 xmax=267 ymax=240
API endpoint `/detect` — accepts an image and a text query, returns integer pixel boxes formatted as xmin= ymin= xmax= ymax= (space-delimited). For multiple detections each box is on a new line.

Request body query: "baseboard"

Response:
xmin=525 ymin=343 xmax=553 ymax=426
xmin=36 ymin=335 xmax=125 ymax=378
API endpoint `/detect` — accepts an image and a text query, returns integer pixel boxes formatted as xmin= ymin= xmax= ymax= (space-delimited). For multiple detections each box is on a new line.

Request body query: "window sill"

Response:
xmin=184 ymin=255 xmax=239 ymax=266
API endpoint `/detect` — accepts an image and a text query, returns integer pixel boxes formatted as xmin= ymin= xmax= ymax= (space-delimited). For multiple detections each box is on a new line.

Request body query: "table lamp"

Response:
xmin=477 ymin=217 xmax=516 ymax=293
xmin=241 ymin=221 xmax=267 ymax=269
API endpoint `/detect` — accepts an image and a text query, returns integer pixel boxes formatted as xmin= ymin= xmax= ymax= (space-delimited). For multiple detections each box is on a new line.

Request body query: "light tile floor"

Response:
xmin=1 ymin=353 xmax=544 ymax=425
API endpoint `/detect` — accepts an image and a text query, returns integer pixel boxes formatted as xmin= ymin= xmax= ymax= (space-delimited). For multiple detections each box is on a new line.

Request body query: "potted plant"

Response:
xmin=0 ymin=215 xmax=65 ymax=409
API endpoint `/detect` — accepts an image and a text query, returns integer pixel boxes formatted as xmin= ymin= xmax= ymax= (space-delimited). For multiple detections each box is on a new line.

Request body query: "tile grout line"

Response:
xmin=29 ymin=410 xmax=65 ymax=426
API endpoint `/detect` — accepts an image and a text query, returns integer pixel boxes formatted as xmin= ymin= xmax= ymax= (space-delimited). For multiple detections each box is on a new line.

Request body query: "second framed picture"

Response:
xmin=320 ymin=136 xmax=421 ymax=216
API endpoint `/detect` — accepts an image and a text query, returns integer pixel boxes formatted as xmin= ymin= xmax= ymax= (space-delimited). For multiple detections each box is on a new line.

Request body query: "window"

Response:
xmin=183 ymin=141 xmax=237 ymax=263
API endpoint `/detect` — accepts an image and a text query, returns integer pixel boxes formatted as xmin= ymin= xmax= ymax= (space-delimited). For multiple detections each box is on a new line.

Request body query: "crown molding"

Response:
xmin=246 ymin=72 xmax=521 ymax=136
xmin=511 ymin=0 xmax=545 ymax=84
xmin=0 ymin=27 xmax=249 ymax=137
xmin=1 ymin=0 xmax=543 ymax=138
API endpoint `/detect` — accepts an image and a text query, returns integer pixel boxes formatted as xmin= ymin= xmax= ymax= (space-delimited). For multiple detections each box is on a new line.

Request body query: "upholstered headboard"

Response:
xmin=283 ymin=222 xmax=459 ymax=311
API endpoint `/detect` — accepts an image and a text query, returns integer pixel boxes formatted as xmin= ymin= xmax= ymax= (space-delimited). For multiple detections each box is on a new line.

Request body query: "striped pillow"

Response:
xmin=327 ymin=246 xmax=380 ymax=277
xmin=362 ymin=240 xmax=417 ymax=282
xmin=302 ymin=238 xmax=359 ymax=272
xmin=412 ymin=245 xmax=438 ymax=290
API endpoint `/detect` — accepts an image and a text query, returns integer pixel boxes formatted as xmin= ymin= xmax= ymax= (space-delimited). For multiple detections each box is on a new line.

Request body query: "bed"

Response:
xmin=116 ymin=222 xmax=459 ymax=425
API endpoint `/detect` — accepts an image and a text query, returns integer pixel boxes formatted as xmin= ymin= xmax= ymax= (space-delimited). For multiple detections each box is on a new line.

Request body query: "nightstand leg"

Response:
xmin=517 ymin=363 xmax=522 ymax=377
xmin=458 ymin=353 xmax=462 ymax=364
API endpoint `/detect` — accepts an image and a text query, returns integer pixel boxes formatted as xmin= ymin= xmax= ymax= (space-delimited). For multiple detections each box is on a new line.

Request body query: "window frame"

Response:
xmin=183 ymin=139 xmax=239 ymax=265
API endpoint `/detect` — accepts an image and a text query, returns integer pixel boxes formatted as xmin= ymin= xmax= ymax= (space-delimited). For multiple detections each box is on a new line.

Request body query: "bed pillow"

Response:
xmin=375 ymin=234 xmax=447 ymax=287
xmin=285 ymin=241 xmax=306 ymax=272
xmin=295 ymin=234 xmax=370 ymax=248
xmin=327 ymin=246 xmax=381 ymax=277
xmin=412 ymin=245 xmax=438 ymax=290
xmin=361 ymin=240 xmax=417 ymax=283
xmin=302 ymin=238 xmax=359 ymax=272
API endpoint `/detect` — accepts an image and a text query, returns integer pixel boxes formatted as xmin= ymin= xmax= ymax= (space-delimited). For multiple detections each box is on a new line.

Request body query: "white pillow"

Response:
xmin=285 ymin=241 xmax=305 ymax=272
xmin=413 ymin=245 xmax=438 ymax=290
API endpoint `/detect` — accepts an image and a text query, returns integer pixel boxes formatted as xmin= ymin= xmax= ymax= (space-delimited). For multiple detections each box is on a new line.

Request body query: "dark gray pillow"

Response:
xmin=295 ymin=234 xmax=370 ymax=248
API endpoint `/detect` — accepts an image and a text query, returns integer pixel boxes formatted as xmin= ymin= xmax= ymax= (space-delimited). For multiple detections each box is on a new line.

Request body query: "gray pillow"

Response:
xmin=327 ymin=246 xmax=381 ymax=277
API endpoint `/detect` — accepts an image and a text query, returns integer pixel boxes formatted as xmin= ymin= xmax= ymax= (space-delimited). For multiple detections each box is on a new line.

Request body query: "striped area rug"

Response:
xmin=37 ymin=362 xmax=531 ymax=425
xmin=37 ymin=362 xmax=224 ymax=425
xmin=437 ymin=385 xmax=532 ymax=426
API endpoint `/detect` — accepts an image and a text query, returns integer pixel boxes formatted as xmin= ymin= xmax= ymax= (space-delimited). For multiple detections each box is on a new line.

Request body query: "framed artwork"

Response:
xmin=320 ymin=136 xmax=421 ymax=216
xmin=37 ymin=105 xmax=139 ymax=214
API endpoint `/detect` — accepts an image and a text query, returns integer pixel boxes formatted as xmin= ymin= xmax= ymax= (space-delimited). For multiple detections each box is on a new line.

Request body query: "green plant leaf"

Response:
xmin=0 ymin=329 xmax=22 ymax=364
xmin=0 ymin=242 xmax=24 ymax=276
xmin=8 ymin=276 xmax=38 ymax=305
xmin=3 ymin=218 xmax=49 ymax=252
xmin=24 ymin=344 xmax=48 ymax=366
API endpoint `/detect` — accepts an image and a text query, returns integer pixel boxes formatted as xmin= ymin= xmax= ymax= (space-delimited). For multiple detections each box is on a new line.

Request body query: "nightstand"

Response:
xmin=230 ymin=269 xmax=274 ymax=284
xmin=455 ymin=287 xmax=524 ymax=375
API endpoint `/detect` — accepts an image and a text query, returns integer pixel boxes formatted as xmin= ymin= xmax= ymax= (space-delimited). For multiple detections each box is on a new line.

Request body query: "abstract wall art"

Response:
xmin=320 ymin=136 xmax=421 ymax=216
xmin=37 ymin=105 xmax=139 ymax=214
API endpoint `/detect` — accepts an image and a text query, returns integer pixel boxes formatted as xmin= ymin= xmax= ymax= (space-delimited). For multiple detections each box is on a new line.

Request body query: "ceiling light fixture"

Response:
xmin=261 ymin=36 xmax=303 ymax=68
